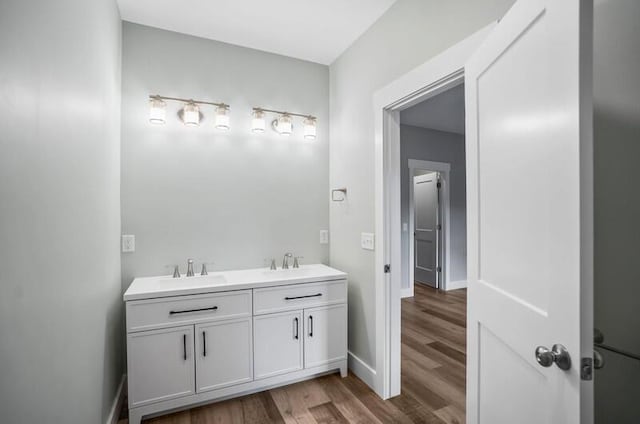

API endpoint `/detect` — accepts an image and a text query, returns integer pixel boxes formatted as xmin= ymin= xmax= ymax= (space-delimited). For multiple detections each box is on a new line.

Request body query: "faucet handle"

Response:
xmin=293 ymin=256 xmax=304 ymax=268
xmin=201 ymin=263 xmax=208 ymax=276
xmin=270 ymin=259 xmax=277 ymax=270
xmin=173 ymin=265 xmax=181 ymax=278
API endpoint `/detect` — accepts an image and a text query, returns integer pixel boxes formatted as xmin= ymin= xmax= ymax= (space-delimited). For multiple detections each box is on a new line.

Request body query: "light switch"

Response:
xmin=361 ymin=232 xmax=375 ymax=251
xmin=122 ymin=235 xmax=135 ymax=253
xmin=402 ymin=222 xmax=408 ymax=232
xmin=320 ymin=230 xmax=329 ymax=244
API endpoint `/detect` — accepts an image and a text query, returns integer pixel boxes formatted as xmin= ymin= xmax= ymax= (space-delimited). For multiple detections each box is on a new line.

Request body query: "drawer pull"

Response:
xmin=309 ymin=315 xmax=314 ymax=337
xmin=169 ymin=306 xmax=218 ymax=315
xmin=294 ymin=317 xmax=299 ymax=340
xmin=284 ymin=293 xmax=322 ymax=301
xmin=202 ymin=331 xmax=207 ymax=357
xmin=183 ymin=334 xmax=187 ymax=361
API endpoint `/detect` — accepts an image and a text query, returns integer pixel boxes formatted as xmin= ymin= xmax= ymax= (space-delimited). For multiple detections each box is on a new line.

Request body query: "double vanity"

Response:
xmin=123 ymin=264 xmax=348 ymax=424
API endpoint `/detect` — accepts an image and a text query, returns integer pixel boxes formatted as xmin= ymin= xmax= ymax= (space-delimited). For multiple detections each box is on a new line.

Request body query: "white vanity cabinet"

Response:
xmin=124 ymin=265 xmax=347 ymax=424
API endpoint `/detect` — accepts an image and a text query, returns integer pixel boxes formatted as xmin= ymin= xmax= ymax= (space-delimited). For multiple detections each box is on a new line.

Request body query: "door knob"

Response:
xmin=535 ymin=344 xmax=572 ymax=370
xmin=593 ymin=349 xmax=605 ymax=370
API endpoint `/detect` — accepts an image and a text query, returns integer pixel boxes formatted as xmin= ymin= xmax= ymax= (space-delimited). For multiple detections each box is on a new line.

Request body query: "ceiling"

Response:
xmin=400 ymin=84 xmax=466 ymax=134
xmin=116 ymin=0 xmax=397 ymax=65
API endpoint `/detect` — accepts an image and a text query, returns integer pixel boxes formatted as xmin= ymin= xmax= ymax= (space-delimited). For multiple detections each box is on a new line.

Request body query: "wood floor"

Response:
xmin=119 ymin=283 xmax=467 ymax=424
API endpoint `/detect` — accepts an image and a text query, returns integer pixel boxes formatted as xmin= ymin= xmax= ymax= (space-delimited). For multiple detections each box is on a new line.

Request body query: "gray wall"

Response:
xmin=400 ymin=125 xmax=467 ymax=289
xmin=329 ymin=0 xmax=515 ymax=368
xmin=0 ymin=1 xmax=123 ymax=423
xmin=593 ymin=0 xmax=640 ymax=421
xmin=121 ymin=23 xmax=330 ymax=288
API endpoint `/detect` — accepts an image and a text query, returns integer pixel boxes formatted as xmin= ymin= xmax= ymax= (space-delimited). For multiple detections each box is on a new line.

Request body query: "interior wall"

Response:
xmin=120 ymin=23 xmax=329 ymax=288
xmin=329 ymin=0 xmax=515 ymax=369
xmin=593 ymin=0 xmax=640 ymax=421
xmin=0 ymin=1 xmax=123 ymax=423
xmin=400 ymin=125 xmax=467 ymax=289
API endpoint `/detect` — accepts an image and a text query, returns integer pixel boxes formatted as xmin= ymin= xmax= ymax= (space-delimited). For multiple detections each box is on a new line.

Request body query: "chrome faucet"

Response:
xmin=270 ymin=259 xmax=277 ymax=270
xmin=293 ymin=256 xmax=303 ymax=268
xmin=282 ymin=253 xmax=293 ymax=269
xmin=186 ymin=259 xmax=195 ymax=277
xmin=173 ymin=265 xmax=181 ymax=278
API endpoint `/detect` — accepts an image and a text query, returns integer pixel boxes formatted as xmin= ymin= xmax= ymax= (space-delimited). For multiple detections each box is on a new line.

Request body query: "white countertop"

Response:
xmin=123 ymin=264 xmax=347 ymax=301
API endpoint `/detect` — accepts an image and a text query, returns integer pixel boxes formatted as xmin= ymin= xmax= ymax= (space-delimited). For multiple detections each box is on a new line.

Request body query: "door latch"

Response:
xmin=384 ymin=264 xmax=391 ymax=273
xmin=581 ymin=357 xmax=593 ymax=380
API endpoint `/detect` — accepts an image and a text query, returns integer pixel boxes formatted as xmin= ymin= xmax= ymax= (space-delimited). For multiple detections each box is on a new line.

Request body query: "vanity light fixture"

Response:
xmin=214 ymin=104 xmax=230 ymax=130
xmin=149 ymin=96 xmax=167 ymax=125
xmin=147 ymin=94 xmax=230 ymax=129
xmin=252 ymin=107 xmax=317 ymax=139
xmin=182 ymin=101 xmax=200 ymax=127
xmin=251 ymin=109 xmax=266 ymax=133
xmin=303 ymin=116 xmax=317 ymax=140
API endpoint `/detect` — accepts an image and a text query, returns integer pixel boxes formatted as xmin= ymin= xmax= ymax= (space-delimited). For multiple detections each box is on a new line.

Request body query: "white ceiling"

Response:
xmin=401 ymin=84 xmax=466 ymax=134
xmin=117 ymin=0 xmax=397 ymax=65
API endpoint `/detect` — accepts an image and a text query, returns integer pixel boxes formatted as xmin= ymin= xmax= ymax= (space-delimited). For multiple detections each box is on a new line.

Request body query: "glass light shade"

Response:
xmin=277 ymin=114 xmax=293 ymax=136
xmin=182 ymin=102 xmax=200 ymax=127
xmin=214 ymin=105 xmax=230 ymax=130
xmin=251 ymin=110 xmax=265 ymax=133
xmin=148 ymin=97 xmax=166 ymax=125
xmin=303 ymin=117 xmax=317 ymax=140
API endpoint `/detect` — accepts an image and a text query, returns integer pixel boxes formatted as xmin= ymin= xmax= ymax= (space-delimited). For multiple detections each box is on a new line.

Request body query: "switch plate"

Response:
xmin=320 ymin=230 xmax=329 ymax=244
xmin=402 ymin=222 xmax=408 ymax=232
xmin=122 ymin=235 xmax=135 ymax=253
xmin=361 ymin=232 xmax=375 ymax=251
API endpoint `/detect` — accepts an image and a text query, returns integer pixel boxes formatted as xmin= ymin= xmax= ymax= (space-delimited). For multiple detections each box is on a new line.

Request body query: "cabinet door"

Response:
xmin=304 ymin=304 xmax=347 ymax=368
xmin=127 ymin=326 xmax=194 ymax=407
xmin=254 ymin=310 xmax=303 ymax=379
xmin=195 ymin=318 xmax=253 ymax=393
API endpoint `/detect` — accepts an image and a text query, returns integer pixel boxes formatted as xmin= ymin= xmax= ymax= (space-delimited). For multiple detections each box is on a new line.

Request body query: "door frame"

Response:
xmin=371 ymin=23 xmax=497 ymax=399
xmin=406 ymin=160 xmax=451 ymax=297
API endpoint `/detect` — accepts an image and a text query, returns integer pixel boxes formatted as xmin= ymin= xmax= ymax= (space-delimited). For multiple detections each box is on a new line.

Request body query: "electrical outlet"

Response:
xmin=122 ymin=235 xmax=135 ymax=253
xmin=320 ymin=230 xmax=329 ymax=244
xmin=361 ymin=232 xmax=375 ymax=251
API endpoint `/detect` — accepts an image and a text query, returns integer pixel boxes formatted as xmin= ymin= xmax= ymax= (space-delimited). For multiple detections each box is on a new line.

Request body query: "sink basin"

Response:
xmin=159 ymin=274 xmax=227 ymax=287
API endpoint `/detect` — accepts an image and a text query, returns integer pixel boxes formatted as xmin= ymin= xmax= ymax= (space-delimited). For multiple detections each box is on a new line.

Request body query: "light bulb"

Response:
xmin=182 ymin=102 xmax=200 ymax=126
xmin=148 ymin=97 xmax=166 ymax=125
xmin=251 ymin=109 xmax=265 ymax=133
xmin=277 ymin=114 xmax=293 ymax=136
xmin=303 ymin=117 xmax=317 ymax=140
xmin=214 ymin=105 xmax=230 ymax=130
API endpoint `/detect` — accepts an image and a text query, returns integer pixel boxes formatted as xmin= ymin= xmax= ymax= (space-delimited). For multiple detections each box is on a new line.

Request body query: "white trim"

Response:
xmin=347 ymin=351 xmax=377 ymax=388
xmin=445 ymin=280 xmax=467 ymax=291
xmin=407 ymin=159 xmax=451 ymax=292
xmin=372 ymin=22 xmax=496 ymax=399
xmin=106 ymin=374 xmax=126 ymax=424
xmin=400 ymin=288 xmax=414 ymax=298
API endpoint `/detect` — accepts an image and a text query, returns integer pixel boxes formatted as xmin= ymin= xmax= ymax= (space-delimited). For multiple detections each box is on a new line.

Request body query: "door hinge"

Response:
xmin=437 ymin=267 xmax=442 ymax=273
xmin=437 ymin=224 xmax=442 ymax=230
xmin=384 ymin=264 xmax=391 ymax=273
xmin=437 ymin=181 xmax=442 ymax=189
xmin=581 ymin=357 xmax=593 ymax=381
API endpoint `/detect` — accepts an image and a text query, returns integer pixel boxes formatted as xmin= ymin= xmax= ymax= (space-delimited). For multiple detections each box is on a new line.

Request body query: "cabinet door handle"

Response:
xmin=294 ymin=317 xmax=299 ymax=340
xmin=202 ymin=331 xmax=206 ymax=357
xmin=309 ymin=315 xmax=313 ymax=337
xmin=284 ymin=293 xmax=322 ymax=300
xmin=169 ymin=306 xmax=218 ymax=315
xmin=183 ymin=334 xmax=187 ymax=361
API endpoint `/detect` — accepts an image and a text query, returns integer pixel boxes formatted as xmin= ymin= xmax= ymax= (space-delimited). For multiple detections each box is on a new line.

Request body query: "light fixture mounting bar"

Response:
xmin=253 ymin=107 xmax=315 ymax=120
xmin=150 ymin=94 xmax=228 ymax=108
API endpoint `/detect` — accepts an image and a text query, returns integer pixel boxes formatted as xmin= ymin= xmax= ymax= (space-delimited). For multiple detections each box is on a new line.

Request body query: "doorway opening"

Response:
xmin=398 ymin=83 xmax=468 ymax=419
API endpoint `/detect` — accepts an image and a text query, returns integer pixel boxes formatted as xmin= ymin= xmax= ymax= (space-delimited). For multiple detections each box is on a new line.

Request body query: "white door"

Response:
xmin=465 ymin=0 xmax=593 ymax=422
xmin=127 ymin=326 xmax=195 ymax=408
xmin=253 ymin=310 xmax=303 ymax=379
xmin=195 ymin=318 xmax=253 ymax=393
xmin=414 ymin=172 xmax=440 ymax=288
xmin=304 ymin=304 xmax=348 ymax=368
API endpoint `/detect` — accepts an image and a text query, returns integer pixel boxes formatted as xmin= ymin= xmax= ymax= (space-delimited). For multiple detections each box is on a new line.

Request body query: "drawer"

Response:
xmin=127 ymin=290 xmax=252 ymax=333
xmin=253 ymin=280 xmax=346 ymax=315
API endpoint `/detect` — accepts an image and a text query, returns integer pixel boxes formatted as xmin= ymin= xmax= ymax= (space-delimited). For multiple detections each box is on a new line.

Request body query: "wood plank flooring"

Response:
xmin=119 ymin=283 xmax=467 ymax=424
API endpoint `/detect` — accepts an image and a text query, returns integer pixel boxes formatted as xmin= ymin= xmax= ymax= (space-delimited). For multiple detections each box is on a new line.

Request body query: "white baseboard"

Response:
xmin=400 ymin=287 xmax=414 ymax=298
xmin=347 ymin=351 xmax=376 ymax=390
xmin=106 ymin=374 xmax=126 ymax=424
xmin=445 ymin=280 xmax=467 ymax=291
